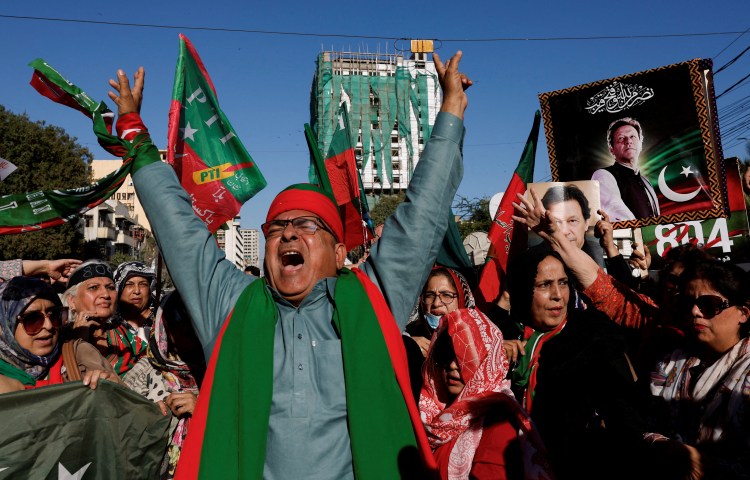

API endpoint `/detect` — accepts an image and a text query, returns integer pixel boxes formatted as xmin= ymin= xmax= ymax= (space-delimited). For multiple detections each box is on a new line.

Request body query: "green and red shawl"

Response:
xmin=175 ymin=268 xmax=435 ymax=479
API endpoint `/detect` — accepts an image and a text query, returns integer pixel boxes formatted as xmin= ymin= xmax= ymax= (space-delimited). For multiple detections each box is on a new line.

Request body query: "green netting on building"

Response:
xmin=310 ymin=53 xmax=437 ymax=192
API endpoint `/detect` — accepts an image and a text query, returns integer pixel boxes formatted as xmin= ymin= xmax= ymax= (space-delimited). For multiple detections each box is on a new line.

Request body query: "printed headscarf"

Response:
xmin=0 ymin=276 xmax=63 ymax=379
xmin=113 ymin=261 xmax=155 ymax=299
xmin=419 ymin=308 xmax=552 ymax=480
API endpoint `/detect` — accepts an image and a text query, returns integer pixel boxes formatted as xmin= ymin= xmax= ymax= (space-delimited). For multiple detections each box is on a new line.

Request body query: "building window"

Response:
xmin=391 ymin=149 xmax=399 ymax=157
xmin=393 ymin=175 xmax=401 ymax=184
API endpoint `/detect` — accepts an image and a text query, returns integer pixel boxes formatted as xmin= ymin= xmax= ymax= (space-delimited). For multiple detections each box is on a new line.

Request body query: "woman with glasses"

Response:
xmin=642 ymin=260 xmax=750 ymax=479
xmin=0 ymin=276 xmax=118 ymax=394
xmin=419 ymin=301 xmax=552 ymax=480
xmin=403 ymin=267 xmax=471 ymax=401
xmin=406 ymin=267 xmax=472 ymax=357
xmin=514 ymin=192 xmax=750 ymax=478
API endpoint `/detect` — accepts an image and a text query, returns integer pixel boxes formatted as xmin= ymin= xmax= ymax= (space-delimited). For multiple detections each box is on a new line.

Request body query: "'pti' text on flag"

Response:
xmin=167 ymin=34 xmax=267 ymax=233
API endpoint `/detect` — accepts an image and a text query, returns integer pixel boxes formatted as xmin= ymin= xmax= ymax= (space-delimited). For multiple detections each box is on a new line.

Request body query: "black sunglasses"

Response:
xmin=17 ymin=306 xmax=68 ymax=336
xmin=679 ymin=294 xmax=732 ymax=319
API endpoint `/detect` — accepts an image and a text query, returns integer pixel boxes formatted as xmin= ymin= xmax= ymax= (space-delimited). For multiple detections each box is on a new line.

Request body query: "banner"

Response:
xmin=0 ymin=158 xmax=17 ymax=181
xmin=641 ymin=157 xmax=750 ymax=264
xmin=539 ymin=59 xmax=726 ymax=229
xmin=167 ymin=34 xmax=267 ymax=233
xmin=0 ymin=381 xmax=169 ymax=479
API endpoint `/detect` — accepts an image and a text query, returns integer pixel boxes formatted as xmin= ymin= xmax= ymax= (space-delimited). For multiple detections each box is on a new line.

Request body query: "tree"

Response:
xmin=0 ymin=106 xmax=91 ymax=259
xmin=453 ymin=196 xmax=492 ymax=239
xmin=368 ymin=193 xmax=406 ymax=226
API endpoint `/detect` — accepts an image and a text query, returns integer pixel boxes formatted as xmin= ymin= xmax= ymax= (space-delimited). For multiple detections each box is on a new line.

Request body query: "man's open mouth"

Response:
xmin=281 ymin=251 xmax=304 ymax=268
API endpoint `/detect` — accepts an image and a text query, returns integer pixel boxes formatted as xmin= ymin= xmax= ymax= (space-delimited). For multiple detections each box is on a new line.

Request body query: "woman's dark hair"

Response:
xmin=506 ymin=246 xmax=576 ymax=324
xmin=680 ymin=260 xmax=750 ymax=337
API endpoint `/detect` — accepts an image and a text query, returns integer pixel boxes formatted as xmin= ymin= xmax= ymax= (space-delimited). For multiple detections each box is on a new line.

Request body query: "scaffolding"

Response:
xmin=310 ymin=43 xmax=441 ymax=197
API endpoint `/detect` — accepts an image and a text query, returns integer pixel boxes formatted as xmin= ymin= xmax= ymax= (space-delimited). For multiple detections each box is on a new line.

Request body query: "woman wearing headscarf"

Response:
xmin=419 ymin=306 xmax=552 ymax=480
xmin=0 ymin=276 xmax=118 ymax=393
xmin=406 ymin=267 xmax=475 ymax=355
xmin=108 ymin=261 xmax=156 ymax=375
xmin=124 ymin=291 xmax=205 ymax=479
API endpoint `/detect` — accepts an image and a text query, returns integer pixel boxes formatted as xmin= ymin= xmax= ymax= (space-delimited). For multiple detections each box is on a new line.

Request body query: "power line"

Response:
xmin=0 ymin=14 xmax=747 ymax=43
xmin=713 ymin=25 xmax=750 ymax=59
xmin=715 ymin=44 xmax=750 ymax=74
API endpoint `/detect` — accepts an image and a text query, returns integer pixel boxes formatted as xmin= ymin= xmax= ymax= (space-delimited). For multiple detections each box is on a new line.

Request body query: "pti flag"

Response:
xmin=167 ymin=34 xmax=267 ymax=233
xmin=475 ymin=111 xmax=540 ymax=309
xmin=308 ymin=103 xmax=374 ymax=250
xmin=0 ymin=60 xmax=141 ymax=235
xmin=0 ymin=381 xmax=169 ymax=479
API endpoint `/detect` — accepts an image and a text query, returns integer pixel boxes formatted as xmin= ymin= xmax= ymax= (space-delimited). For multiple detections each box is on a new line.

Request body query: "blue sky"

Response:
xmin=1 ymin=1 xmax=749 ymax=240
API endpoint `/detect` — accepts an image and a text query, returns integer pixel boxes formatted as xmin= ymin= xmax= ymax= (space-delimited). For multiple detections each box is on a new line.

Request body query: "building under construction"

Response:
xmin=309 ymin=40 xmax=441 ymax=201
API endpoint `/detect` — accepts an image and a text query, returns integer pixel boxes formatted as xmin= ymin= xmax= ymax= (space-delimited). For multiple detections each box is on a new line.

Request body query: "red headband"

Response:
xmin=266 ymin=187 xmax=344 ymax=242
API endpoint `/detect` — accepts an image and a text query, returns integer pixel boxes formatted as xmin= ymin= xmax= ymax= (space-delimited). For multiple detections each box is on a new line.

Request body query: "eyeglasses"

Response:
xmin=17 ymin=306 xmax=68 ymax=336
xmin=679 ymin=295 xmax=732 ymax=319
xmin=423 ymin=291 xmax=458 ymax=305
xmin=261 ymin=216 xmax=332 ymax=239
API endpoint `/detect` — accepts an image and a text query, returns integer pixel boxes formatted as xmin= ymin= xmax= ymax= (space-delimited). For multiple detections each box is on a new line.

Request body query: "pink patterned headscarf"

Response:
xmin=419 ymin=308 xmax=553 ymax=480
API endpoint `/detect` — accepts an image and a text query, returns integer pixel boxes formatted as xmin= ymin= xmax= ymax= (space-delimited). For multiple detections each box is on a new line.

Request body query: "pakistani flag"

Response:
xmin=167 ymin=34 xmax=267 ymax=233
xmin=0 ymin=381 xmax=170 ymax=479
xmin=475 ymin=111 xmax=540 ymax=310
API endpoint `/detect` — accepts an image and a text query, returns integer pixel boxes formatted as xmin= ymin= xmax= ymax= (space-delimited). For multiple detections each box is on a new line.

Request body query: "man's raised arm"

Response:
xmin=361 ymin=51 xmax=472 ymax=329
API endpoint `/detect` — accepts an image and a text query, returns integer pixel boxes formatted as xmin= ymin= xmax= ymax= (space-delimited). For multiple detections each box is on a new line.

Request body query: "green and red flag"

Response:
xmin=167 ymin=34 xmax=267 ymax=233
xmin=306 ymin=103 xmax=374 ymax=250
xmin=0 ymin=381 xmax=170 ymax=479
xmin=475 ymin=111 xmax=541 ymax=310
xmin=0 ymin=60 xmax=139 ymax=235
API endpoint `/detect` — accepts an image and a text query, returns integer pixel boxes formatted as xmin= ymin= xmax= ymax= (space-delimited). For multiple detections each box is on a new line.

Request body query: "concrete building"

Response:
xmin=82 ymin=199 xmax=144 ymax=259
xmin=90 ymin=150 xmax=172 ymax=234
xmin=240 ymin=228 xmax=260 ymax=269
xmin=215 ymin=216 xmax=244 ymax=269
xmin=310 ymin=40 xmax=441 ymax=200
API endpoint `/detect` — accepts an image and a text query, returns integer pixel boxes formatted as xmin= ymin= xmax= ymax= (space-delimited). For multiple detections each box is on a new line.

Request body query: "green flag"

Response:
xmin=2 ymin=60 xmax=142 ymax=235
xmin=167 ymin=34 xmax=267 ymax=233
xmin=0 ymin=381 xmax=170 ymax=479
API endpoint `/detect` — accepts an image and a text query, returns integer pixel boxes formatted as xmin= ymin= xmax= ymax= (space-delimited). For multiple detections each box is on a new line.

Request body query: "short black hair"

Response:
xmin=606 ymin=117 xmax=643 ymax=148
xmin=244 ymin=265 xmax=260 ymax=276
xmin=540 ymin=184 xmax=591 ymax=221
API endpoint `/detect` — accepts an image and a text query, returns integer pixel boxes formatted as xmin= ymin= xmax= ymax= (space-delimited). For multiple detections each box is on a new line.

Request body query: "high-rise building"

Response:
xmin=215 ymin=216 xmax=244 ymax=269
xmin=310 ymin=40 xmax=441 ymax=200
xmin=240 ymin=228 xmax=260 ymax=269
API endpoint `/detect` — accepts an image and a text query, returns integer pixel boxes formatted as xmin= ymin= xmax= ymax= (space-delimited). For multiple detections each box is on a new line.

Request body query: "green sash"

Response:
xmin=197 ymin=269 xmax=420 ymax=479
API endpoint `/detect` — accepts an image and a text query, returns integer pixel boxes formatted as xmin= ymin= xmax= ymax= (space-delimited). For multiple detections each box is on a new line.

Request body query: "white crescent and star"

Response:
xmin=658 ymin=165 xmax=702 ymax=202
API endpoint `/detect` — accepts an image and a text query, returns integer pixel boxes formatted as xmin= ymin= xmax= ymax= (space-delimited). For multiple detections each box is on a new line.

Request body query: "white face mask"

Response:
xmin=424 ymin=312 xmax=442 ymax=330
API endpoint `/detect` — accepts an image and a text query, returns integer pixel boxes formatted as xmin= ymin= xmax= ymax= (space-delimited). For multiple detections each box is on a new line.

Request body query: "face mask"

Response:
xmin=425 ymin=313 xmax=442 ymax=330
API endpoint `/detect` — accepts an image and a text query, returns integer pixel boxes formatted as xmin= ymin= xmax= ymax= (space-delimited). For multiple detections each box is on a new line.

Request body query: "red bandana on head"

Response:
xmin=265 ymin=184 xmax=344 ymax=243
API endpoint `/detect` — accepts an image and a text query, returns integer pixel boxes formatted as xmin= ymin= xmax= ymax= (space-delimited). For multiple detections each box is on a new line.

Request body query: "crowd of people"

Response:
xmin=0 ymin=50 xmax=748 ymax=480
